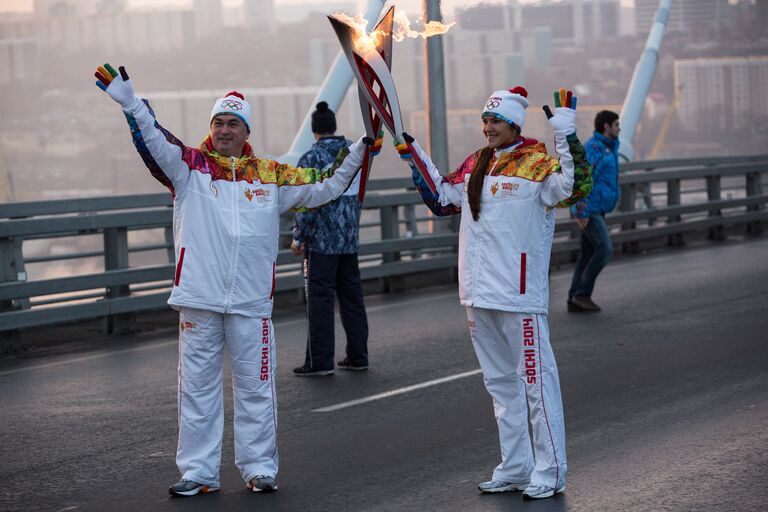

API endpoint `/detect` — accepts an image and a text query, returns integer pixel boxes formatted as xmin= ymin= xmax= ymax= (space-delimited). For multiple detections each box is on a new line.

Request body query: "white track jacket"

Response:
xmin=409 ymin=133 xmax=591 ymax=314
xmin=123 ymin=99 xmax=364 ymax=317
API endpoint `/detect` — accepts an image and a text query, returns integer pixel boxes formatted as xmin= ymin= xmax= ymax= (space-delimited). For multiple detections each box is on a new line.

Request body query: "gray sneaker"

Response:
xmin=248 ymin=475 xmax=278 ymax=493
xmin=522 ymin=483 xmax=566 ymax=499
xmin=478 ymin=480 xmax=528 ymax=493
xmin=168 ymin=479 xmax=219 ymax=496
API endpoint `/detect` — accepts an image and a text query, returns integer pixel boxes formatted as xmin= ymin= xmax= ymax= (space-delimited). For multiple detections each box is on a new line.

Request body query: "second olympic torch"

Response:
xmin=328 ymin=8 xmax=438 ymax=195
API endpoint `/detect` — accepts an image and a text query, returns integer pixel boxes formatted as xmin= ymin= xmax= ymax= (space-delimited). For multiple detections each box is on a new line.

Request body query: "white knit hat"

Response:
xmin=210 ymin=91 xmax=252 ymax=132
xmin=482 ymin=86 xmax=529 ymax=129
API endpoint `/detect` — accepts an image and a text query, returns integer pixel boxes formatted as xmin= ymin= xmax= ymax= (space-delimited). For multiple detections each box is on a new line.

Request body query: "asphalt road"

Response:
xmin=2 ymin=236 xmax=767 ymax=512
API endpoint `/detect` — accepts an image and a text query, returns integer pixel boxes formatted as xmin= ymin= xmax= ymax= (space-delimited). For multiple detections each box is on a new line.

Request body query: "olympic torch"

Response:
xmin=328 ymin=8 xmax=438 ymax=195
xmin=351 ymin=7 xmax=392 ymax=202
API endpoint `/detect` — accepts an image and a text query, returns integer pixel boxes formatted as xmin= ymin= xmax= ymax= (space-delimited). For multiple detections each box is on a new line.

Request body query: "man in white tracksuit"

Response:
xmin=400 ymin=86 xmax=592 ymax=499
xmin=94 ymin=63 xmax=368 ymax=497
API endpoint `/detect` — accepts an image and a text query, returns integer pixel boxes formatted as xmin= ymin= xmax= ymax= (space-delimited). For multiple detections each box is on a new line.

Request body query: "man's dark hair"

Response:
xmin=594 ymin=110 xmax=619 ymax=134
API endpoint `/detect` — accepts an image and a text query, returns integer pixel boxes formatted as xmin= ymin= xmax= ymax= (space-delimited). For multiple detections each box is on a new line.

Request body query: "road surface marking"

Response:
xmin=0 ymin=291 xmax=457 ymax=377
xmin=312 ymin=368 xmax=482 ymax=412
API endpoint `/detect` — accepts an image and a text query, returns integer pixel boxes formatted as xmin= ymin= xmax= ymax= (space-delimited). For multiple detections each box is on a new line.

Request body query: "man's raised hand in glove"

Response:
xmin=94 ymin=63 xmax=139 ymax=110
xmin=543 ymin=88 xmax=577 ymax=137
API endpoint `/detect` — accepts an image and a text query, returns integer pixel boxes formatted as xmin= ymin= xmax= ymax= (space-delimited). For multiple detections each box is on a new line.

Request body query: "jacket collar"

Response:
xmin=316 ymin=135 xmax=346 ymax=144
xmin=495 ymin=136 xmax=538 ymax=155
xmin=202 ymin=135 xmax=254 ymax=158
xmin=593 ymin=131 xmax=619 ymax=151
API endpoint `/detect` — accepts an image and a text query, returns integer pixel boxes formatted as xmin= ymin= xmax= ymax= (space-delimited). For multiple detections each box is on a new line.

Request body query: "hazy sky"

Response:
xmin=0 ymin=0 xmax=636 ymax=14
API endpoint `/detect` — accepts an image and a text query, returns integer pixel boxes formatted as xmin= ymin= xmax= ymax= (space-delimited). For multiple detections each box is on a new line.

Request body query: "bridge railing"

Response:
xmin=1 ymin=154 xmax=766 ymax=334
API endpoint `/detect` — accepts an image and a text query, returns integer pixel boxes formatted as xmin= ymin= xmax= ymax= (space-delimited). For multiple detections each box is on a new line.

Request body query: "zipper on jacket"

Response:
xmin=225 ymin=157 xmax=239 ymax=311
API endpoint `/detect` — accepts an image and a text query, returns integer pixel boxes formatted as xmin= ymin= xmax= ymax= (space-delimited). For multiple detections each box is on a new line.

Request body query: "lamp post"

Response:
xmin=423 ymin=0 xmax=449 ymax=177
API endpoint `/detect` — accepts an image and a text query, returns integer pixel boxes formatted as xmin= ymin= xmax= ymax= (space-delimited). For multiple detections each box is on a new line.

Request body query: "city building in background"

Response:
xmin=675 ymin=56 xmax=768 ymax=131
xmin=243 ymin=0 xmax=276 ymax=28
xmin=0 ymin=0 xmax=766 ymax=202
xmin=457 ymin=0 xmax=621 ymax=47
xmin=274 ymin=2 xmax=354 ymax=24
xmin=635 ymin=0 xmax=730 ymax=35
xmin=0 ymin=37 xmax=39 ymax=84
xmin=194 ymin=0 xmax=223 ymax=39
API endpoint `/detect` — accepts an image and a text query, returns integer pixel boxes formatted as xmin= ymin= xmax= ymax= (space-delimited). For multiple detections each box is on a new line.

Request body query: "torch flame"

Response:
xmin=334 ymin=13 xmax=389 ymax=55
xmin=392 ymin=11 xmax=456 ymax=42
xmin=334 ymin=10 xmax=456 ymax=54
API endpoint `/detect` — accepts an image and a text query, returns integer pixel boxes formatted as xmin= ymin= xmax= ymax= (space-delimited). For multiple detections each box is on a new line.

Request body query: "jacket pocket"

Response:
xmin=519 ymin=252 xmax=527 ymax=295
xmin=174 ymin=247 xmax=186 ymax=286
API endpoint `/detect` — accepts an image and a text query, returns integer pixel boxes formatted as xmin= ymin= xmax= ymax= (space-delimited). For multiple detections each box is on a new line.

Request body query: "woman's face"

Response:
xmin=482 ymin=116 xmax=518 ymax=149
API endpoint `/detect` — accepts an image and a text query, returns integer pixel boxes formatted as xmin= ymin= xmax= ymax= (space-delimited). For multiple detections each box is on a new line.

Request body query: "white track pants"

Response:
xmin=467 ymin=307 xmax=567 ymax=489
xmin=176 ymin=307 xmax=278 ymax=487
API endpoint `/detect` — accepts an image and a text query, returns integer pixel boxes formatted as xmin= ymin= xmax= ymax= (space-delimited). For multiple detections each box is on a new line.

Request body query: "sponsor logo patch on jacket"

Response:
xmin=244 ymin=187 xmax=271 ymax=203
xmin=501 ymin=181 xmax=520 ymax=198
xmin=491 ymin=181 xmax=520 ymax=198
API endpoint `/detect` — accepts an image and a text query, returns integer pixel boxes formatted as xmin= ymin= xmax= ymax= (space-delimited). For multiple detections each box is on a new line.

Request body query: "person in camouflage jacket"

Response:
xmin=291 ymin=102 xmax=369 ymax=376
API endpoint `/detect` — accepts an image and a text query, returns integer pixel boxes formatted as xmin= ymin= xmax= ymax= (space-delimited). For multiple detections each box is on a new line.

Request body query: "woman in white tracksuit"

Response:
xmin=400 ymin=86 xmax=592 ymax=499
xmin=95 ymin=63 xmax=368 ymax=496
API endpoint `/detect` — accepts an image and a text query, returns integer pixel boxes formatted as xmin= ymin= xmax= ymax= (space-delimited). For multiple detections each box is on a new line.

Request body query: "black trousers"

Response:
xmin=304 ymin=251 xmax=369 ymax=370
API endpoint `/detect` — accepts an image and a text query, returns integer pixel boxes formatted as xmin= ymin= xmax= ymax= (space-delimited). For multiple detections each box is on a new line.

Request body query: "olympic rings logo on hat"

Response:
xmin=222 ymin=99 xmax=243 ymax=110
xmin=486 ymin=97 xmax=502 ymax=109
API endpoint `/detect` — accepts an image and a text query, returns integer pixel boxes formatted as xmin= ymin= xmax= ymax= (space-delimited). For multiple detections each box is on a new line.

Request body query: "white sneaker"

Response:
xmin=522 ymin=483 xmax=566 ymax=499
xmin=478 ymin=480 xmax=528 ymax=493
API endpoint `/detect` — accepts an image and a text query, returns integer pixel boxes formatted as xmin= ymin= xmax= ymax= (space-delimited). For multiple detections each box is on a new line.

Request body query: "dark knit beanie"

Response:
xmin=311 ymin=101 xmax=337 ymax=134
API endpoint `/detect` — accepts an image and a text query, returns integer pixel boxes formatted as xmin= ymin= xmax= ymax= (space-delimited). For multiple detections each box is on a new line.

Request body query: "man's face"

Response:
xmin=604 ymin=119 xmax=621 ymax=140
xmin=482 ymin=116 xmax=518 ymax=149
xmin=210 ymin=114 xmax=248 ymax=157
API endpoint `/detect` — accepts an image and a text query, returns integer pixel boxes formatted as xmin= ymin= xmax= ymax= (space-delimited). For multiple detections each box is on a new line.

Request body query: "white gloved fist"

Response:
xmin=95 ymin=63 xmax=139 ymax=110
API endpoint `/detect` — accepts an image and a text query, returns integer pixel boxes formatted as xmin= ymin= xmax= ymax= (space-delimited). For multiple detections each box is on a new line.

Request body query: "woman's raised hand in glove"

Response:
xmin=542 ymin=88 xmax=577 ymax=137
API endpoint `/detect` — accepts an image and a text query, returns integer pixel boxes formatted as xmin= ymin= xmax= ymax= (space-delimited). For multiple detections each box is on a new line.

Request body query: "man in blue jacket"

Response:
xmin=291 ymin=102 xmax=369 ymax=375
xmin=568 ymin=110 xmax=620 ymax=312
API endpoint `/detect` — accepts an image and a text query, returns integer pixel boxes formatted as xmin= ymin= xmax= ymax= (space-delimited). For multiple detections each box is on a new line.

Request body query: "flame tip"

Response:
xmin=334 ymin=10 xmax=455 ymax=51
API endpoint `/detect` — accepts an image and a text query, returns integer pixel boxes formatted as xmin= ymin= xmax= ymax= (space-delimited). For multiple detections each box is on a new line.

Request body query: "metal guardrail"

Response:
xmin=1 ymin=155 xmax=766 ymax=333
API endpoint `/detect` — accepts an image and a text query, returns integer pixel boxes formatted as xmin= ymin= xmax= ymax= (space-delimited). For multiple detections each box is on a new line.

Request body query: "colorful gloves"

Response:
xmin=370 ymin=129 xmax=385 ymax=157
xmin=543 ymin=88 xmax=577 ymax=137
xmin=94 ymin=63 xmax=138 ymax=109
xmin=393 ymin=132 xmax=415 ymax=160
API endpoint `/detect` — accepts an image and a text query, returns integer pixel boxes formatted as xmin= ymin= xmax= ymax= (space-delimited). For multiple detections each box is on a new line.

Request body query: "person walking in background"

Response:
xmin=291 ymin=102 xmax=369 ymax=377
xmin=401 ymin=86 xmax=592 ymax=499
xmin=94 ymin=64 xmax=368 ymax=497
xmin=568 ymin=110 xmax=621 ymax=312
